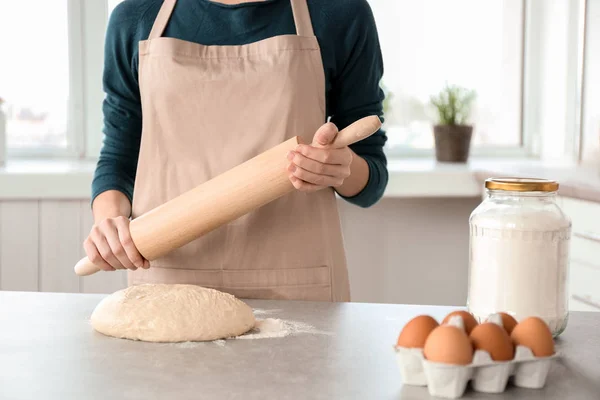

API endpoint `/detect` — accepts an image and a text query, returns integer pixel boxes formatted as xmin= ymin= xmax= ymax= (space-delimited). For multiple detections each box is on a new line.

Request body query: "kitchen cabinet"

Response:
xmin=559 ymin=196 xmax=600 ymax=312
xmin=0 ymin=200 xmax=127 ymax=294
xmin=0 ymin=202 xmax=38 ymax=290
xmin=0 ymin=195 xmax=599 ymax=311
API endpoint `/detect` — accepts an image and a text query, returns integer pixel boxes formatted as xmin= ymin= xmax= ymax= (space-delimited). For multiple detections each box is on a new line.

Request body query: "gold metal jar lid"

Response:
xmin=485 ymin=178 xmax=559 ymax=192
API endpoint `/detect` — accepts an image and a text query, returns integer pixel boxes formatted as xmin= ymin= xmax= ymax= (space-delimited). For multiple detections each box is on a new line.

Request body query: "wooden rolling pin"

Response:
xmin=75 ymin=116 xmax=382 ymax=276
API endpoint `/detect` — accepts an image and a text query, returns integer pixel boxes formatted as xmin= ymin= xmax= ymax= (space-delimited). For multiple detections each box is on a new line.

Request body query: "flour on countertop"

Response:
xmin=175 ymin=341 xmax=202 ymax=348
xmin=171 ymin=309 xmax=329 ymax=347
xmin=251 ymin=308 xmax=282 ymax=316
xmin=235 ymin=318 xmax=328 ymax=340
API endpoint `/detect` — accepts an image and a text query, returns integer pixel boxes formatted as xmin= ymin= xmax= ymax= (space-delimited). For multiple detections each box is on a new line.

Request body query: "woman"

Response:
xmin=86 ymin=0 xmax=387 ymax=301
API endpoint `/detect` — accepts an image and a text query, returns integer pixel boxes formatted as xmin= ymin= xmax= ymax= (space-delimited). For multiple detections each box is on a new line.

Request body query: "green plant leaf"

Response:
xmin=430 ymin=83 xmax=476 ymax=126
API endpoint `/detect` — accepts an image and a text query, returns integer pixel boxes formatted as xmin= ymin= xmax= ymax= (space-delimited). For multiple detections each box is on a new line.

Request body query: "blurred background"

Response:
xmin=0 ymin=0 xmax=598 ymax=311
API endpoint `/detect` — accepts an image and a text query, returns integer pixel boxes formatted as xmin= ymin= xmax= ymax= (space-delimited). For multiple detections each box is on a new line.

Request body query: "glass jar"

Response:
xmin=467 ymin=178 xmax=571 ymax=337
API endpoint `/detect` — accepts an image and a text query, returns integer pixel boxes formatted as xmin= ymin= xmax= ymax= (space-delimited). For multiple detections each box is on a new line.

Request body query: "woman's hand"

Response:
xmin=287 ymin=122 xmax=353 ymax=193
xmin=83 ymin=216 xmax=149 ymax=272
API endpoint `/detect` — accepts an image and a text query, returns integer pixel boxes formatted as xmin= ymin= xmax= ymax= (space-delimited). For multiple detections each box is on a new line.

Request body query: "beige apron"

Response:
xmin=129 ymin=0 xmax=350 ymax=302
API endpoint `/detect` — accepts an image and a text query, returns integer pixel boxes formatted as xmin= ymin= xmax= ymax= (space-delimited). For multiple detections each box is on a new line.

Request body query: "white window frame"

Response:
xmin=384 ymin=0 xmax=587 ymax=162
xmin=7 ymin=0 xmax=106 ymax=160
xmin=80 ymin=0 xmax=109 ymax=160
xmin=523 ymin=0 xmax=586 ymax=162
xmin=578 ymin=0 xmax=599 ymax=165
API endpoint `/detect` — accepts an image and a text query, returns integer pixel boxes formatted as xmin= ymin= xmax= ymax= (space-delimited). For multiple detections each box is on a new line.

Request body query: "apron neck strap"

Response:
xmin=148 ymin=0 xmax=177 ymax=40
xmin=290 ymin=0 xmax=314 ymax=37
xmin=147 ymin=0 xmax=315 ymax=40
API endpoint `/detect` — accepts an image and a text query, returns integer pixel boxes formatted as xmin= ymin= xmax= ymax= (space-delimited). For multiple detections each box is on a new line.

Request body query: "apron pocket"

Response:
xmin=222 ymin=265 xmax=330 ymax=288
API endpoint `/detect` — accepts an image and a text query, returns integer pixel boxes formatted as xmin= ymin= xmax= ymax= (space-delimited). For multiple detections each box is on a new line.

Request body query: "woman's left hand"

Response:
xmin=286 ymin=122 xmax=353 ymax=193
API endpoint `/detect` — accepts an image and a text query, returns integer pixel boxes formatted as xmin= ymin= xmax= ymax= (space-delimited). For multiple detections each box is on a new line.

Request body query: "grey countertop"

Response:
xmin=1 ymin=291 xmax=599 ymax=400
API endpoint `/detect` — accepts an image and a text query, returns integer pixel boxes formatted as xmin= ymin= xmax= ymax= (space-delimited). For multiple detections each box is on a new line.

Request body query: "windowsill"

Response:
xmin=386 ymin=158 xmax=600 ymax=202
xmin=0 ymin=158 xmax=599 ymax=202
xmin=0 ymin=159 xmax=97 ymax=199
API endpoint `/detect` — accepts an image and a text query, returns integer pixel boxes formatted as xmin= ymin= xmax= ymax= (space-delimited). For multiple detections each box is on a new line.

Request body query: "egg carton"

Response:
xmin=394 ymin=315 xmax=558 ymax=399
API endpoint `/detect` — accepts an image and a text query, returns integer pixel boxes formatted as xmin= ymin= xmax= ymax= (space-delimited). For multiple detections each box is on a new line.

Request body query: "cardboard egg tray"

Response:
xmin=395 ymin=345 xmax=557 ymax=398
xmin=394 ymin=315 xmax=558 ymax=399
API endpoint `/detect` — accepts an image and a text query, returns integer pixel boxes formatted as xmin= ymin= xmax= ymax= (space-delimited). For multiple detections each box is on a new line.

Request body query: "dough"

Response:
xmin=90 ymin=284 xmax=255 ymax=342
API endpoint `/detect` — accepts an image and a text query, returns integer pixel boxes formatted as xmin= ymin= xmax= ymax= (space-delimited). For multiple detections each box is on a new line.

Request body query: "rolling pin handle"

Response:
xmin=330 ymin=115 xmax=382 ymax=148
xmin=74 ymin=257 xmax=102 ymax=276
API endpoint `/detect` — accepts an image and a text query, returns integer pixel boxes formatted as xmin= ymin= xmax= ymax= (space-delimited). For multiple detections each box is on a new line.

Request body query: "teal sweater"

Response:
xmin=94 ymin=0 xmax=388 ymax=207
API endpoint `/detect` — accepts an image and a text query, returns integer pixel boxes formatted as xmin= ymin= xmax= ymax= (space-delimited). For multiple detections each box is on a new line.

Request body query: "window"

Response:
xmin=368 ymin=0 xmax=524 ymax=153
xmin=0 ymin=1 xmax=71 ymax=151
xmin=0 ymin=0 xmax=589 ymax=161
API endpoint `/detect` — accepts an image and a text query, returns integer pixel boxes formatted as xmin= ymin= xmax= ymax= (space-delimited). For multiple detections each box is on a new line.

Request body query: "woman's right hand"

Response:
xmin=83 ymin=216 xmax=149 ymax=272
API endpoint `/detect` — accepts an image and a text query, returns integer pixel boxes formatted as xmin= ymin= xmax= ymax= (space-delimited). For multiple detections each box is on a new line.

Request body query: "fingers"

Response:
xmin=105 ymin=226 xmax=136 ymax=270
xmin=83 ymin=216 xmax=147 ymax=271
xmin=115 ymin=217 xmax=149 ymax=269
xmin=84 ymin=238 xmax=115 ymax=272
xmin=89 ymin=227 xmax=124 ymax=270
xmin=312 ymin=122 xmax=338 ymax=147
xmin=287 ymin=163 xmax=345 ymax=187
xmin=287 ymin=150 xmax=351 ymax=178
xmin=289 ymin=121 xmax=355 ymax=192
xmin=288 ymin=174 xmax=325 ymax=193
xmin=293 ymin=145 xmax=353 ymax=166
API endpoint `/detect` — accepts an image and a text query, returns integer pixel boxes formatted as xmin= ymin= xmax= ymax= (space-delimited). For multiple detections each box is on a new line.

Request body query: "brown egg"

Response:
xmin=397 ymin=315 xmax=439 ymax=348
xmin=470 ymin=322 xmax=514 ymax=361
xmin=498 ymin=312 xmax=518 ymax=334
xmin=511 ymin=317 xmax=555 ymax=357
xmin=424 ymin=325 xmax=473 ymax=365
xmin=442 ymin=310 xmax=478 ymax=334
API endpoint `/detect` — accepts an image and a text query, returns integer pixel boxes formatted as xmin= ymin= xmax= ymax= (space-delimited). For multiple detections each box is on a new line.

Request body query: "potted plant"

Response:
xmin=430 ymin=84 xmax=476 ymax=163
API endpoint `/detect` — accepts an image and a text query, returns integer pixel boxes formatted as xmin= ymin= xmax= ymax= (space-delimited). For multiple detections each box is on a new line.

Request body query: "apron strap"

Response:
xmin=290 ymin=0 xmax=315 ymax=37
xmin=148 ymin=0 xmax=177 ymax=40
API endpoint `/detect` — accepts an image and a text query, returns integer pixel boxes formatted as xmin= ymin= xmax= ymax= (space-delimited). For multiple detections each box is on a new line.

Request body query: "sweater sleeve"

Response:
xmin=91 ymin=1 xmax=148 ymax=205
xmin=328 ymin=0 xmax=388 ymax=208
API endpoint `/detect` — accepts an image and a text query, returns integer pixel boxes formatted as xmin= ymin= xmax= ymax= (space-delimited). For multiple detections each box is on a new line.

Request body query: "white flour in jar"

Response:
xmin=468 ymin=208 xmax=571 ymax=333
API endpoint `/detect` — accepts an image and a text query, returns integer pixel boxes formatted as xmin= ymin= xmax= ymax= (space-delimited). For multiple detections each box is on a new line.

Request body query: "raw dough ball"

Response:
xmin=90 ymin=284 xmax=255 ymax=342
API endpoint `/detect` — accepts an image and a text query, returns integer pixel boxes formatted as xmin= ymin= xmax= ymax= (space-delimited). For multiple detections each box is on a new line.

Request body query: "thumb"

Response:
xmin=312 ymin=122 xmax=338 ymax=148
